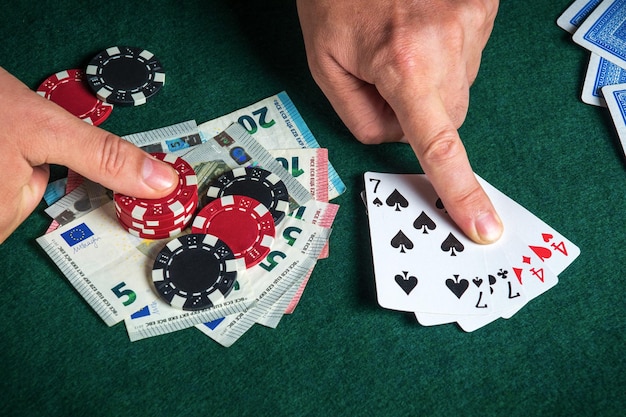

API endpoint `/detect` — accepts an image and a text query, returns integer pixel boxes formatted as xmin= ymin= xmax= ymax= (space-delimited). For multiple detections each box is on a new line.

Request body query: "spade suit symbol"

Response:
xmin=391 ymin=230 xmax=414 ymax=253
xmin=441 ymin=233 xmax=464 ymax=256
xmin=386 ymin=189 xmax=409 ymax=211
xmin=413 ymin=211 xmax=436 ymax=234
xmin=435 ymin=198 xmax=447 ymax=213
xmin=445 ymin=274 xmax=469 ymax=299
xmin=395 ymin=271 xmax=418 ymax=295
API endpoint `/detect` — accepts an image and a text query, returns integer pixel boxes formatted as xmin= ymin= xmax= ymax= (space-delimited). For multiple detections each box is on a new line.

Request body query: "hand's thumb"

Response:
xmin=48 ymin=116 xmax=178 ymax=199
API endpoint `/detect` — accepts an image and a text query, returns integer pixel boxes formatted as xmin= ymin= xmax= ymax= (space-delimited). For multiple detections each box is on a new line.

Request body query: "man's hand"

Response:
xmin=0 ymin=67 xmax=178 ymax=243
xmin=297 ymin=0 xmax=503 ymax=243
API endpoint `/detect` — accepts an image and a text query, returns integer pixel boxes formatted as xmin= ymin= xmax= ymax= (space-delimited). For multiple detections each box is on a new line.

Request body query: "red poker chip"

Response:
xmin=123 ymin=225 xmax=182 ymax=240
xmin=36 ymin=69 xmax=113 ymax=126
xmin=191 ymin=195 xmax=275 ymax=268
xmin=116 ymin=208 xmax=194 ymax=233
xmin=115 ymin=199 xmax=196 ymax=229
xmin=114 ymin=153 xmax=198 ymax=222
xmin=117 ymin=214 xmax=189 ymax=240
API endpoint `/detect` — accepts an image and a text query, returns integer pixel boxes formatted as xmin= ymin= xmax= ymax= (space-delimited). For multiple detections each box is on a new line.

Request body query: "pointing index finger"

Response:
xmin=388 ymin=89 xmax=503 ymax=244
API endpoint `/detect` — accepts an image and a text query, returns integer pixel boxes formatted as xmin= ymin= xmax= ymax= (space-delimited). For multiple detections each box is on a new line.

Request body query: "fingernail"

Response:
xmin=142 ymin=157 xmax=178 ymax=191
xmin=475 ymin=211 xmax=503 ymax=243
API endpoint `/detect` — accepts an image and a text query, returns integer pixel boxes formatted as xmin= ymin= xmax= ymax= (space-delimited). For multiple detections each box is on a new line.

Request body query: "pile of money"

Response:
xmin=37 ymin=92 xmax=344 ymax=347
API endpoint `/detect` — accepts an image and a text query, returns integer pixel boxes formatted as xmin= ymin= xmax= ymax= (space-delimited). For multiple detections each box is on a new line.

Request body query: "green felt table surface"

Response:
xmin=1 ymin=1 xmax=624 ymax=416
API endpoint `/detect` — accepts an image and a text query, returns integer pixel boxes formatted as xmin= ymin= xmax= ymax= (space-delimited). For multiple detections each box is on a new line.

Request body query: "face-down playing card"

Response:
xmin=364 ymin=172 xmax=494 ymax=317
xmin=556 ymin=0 xmax=603 ymax=34
xmin=573 ymin=0 xmax=626 ymax=69
xmin=602 ymin=82 xmax=626 ymax=156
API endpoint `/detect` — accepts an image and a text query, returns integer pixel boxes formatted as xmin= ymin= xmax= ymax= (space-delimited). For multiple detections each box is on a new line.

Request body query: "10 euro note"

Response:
xmin=198 ymin=91 xmax=346 ymax=199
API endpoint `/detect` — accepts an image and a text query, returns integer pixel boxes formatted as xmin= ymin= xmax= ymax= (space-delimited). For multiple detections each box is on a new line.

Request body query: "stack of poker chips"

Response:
xmin=153 ymin=166 xmax=290 ymax=308
xmin=190 ymin=166 xmax=290 ymax=268
xmin=113 ymin=153 xmax=198 ymax=239
xmin=114 ymin=163 xmax=292 ymax=313
xmin=36 ymin=46 xmax=165 ymax=125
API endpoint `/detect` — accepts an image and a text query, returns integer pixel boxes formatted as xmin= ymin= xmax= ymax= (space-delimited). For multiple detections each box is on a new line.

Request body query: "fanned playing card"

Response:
xmin=364 ymin=172 xmax=580 ymax=332
xmin=557 ymin=0 xmax=602 ymax=34
xmin=581 ymin=53 xmax=626 ymax=107
xmin=573 ymin=0 xmax=626 ymax=69
xmin=364 ymin=173 xmax=493 ymax=317
xmin=602 ymin=82 xmax=626 ymax=156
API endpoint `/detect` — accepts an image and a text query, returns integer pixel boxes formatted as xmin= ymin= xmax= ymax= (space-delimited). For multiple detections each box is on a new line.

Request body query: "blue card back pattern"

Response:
xmin=582 ymin=0 xmax=626 ymax=62
xmin=593 ymin=56 xmax=626 ymax=99
xmin=609 ymin=88 xmax=626 ymax=122
xmin=571 ymin=0 xmax=603 ymax=28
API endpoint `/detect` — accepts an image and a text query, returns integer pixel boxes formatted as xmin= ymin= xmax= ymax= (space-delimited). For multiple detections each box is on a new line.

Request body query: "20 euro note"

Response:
xmin=198 ymin=91 xmax=346 ymax=200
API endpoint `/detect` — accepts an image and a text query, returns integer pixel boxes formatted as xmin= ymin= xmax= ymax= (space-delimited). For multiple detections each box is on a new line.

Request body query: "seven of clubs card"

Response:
xmin=363 ymin=172 xmax=580 ymax=331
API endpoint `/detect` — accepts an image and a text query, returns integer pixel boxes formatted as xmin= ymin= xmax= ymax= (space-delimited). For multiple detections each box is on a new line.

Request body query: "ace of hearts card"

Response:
xmin=363 ymin=172 xmax=580 ymax=331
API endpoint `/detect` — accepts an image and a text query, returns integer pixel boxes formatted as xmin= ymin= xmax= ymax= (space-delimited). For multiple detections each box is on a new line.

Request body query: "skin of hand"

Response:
xmin=296 ymin=0 xmax=503 ymax=244
xmin=0 ymin=67 xmax=178 ymax=243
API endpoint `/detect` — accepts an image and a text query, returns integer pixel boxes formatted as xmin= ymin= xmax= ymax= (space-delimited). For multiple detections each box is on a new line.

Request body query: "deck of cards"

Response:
xmin=558 ymin=0 xmax=626 ymax=156
xmin=363 ymin=172 xmax=580 ymax=332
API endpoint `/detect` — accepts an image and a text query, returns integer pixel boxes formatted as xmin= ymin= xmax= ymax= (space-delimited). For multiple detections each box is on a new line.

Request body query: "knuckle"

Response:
xmin=452 ymin=183 xmax=486 ymax=210
xmin=378 ymin=35 xmax=426 ymax=80
xmin=459 ymin=0 xmax=495 ymax=21
xmin=351 ymin=118 xmax=403 ymax=145
xmin=458 ymin=0 xmax=498 ymax=33
xmin=481 ymin=0 xmax=499 ymax=21
xmin=353 ymin=127 xmax=384 ymax=145
xmin=352 ymin=121 xmax=389 ymax=145
xmin=420 ymin=129 xmax=464 ymax=165
xmin=96 ymin=134 xmax=128 ymax=178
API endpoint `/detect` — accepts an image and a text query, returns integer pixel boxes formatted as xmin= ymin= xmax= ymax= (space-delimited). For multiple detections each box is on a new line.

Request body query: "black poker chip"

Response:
xmin=151 ymin=233 xmax=241 ymax=311
xmin=85 ymin=46 xmax=165 ymax=106
xmin=204 ymin=167 xmax=290 ymax=225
